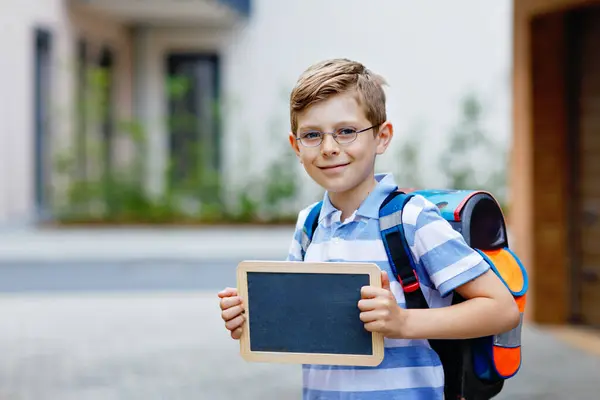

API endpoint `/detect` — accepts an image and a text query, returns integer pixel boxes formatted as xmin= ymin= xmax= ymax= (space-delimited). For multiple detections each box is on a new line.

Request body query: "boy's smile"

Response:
xmin=289 ymin=91 xmax=393 ymax=207
xmin=318 ymin=162 xmax=350 ymax=173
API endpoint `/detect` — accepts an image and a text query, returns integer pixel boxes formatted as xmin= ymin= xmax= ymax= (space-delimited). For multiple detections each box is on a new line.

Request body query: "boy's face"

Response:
xmin=289 ymin=91 xmax=393 ymax=194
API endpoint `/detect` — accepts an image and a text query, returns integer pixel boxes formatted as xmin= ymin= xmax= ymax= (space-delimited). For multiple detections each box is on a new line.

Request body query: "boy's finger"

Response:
xmin=231 ymin=327 xmax=243 ymax=340
xmin=364 ymin=320 xmax=384 ymax=333
xmin=360 ymin=285 xmax=383 ymax=299
xmin=219 ymin=296 xmax=242 ymax=310
xmin=225 ymin=314 xmax=245 ymax=332
xmin=217 ymin=287 xmax=238 ymax=298
xmin=359 ymin=310 xmax=378 ymax=323
xmin=221 ymin=304 xmax=245 ymax=321
xmin=381 ymin=270 xmax=391 ymax=291
xmin=357 ymin=298 xmax=378 ymax=311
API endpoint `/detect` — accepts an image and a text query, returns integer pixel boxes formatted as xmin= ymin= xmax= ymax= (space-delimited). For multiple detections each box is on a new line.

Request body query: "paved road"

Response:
xmin=0 ymin=226 xmax=294 ymax=262
xmin=0 ymin=259 xmax=245 ymax=293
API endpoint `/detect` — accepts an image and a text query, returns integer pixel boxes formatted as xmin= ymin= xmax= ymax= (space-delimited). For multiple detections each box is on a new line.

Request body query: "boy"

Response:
xmin=218 ymin=58 xmax=520 ymax=400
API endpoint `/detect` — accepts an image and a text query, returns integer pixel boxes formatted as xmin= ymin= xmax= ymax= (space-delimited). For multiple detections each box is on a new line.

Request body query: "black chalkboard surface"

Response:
xmin=236 ymin=261 xmax=384 ymax=366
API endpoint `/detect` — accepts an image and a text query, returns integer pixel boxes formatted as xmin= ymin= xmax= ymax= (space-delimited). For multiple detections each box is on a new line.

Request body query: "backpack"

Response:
xmin=300 ymin=188 xmax=528 ymax=400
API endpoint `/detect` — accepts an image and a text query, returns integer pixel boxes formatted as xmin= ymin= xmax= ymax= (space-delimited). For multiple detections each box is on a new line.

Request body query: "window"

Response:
xmin=75 ymin=42 xmax=115 ymax=184
xmin=33 ymin=28 xmax=52 ymax=214
xmin=75 ymin=39 xmax=88 ymax=181
xmin=97 ymin=46 xmax=115 ymax=181
xmin=166 ymin=53 xmax=220 ymax=197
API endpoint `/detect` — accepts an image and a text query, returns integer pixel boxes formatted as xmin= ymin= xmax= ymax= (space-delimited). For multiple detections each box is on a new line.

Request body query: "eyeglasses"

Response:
xmin=295 ymin=125 xmax=379 ymax=147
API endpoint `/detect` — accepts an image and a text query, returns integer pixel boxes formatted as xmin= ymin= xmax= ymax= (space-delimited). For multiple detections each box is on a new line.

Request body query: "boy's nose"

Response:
xmin=320 ymin=134 xmax=340 ymax=156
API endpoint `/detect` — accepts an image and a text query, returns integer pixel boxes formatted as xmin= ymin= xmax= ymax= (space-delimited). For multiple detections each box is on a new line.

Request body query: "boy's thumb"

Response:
xmin=381 ymin=270 xmax=391 ymax=291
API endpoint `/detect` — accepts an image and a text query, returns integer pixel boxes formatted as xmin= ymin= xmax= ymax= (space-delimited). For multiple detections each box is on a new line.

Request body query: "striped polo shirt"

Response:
xmin=286 ymin=173 xmax=490 ymax=400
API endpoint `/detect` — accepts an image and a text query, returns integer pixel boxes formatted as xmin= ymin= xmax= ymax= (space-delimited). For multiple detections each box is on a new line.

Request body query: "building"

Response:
xmin=0 ymin=0 xmax=253 ymax=224
xmin=0 ymin=0 xmax=511 ymax=225
xmin=511 ymin=0 xmax=600 ymax=327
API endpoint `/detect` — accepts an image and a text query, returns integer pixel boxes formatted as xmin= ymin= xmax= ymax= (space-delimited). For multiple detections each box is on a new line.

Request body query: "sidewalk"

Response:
xmin=0 ymin=292 xmax=598 ymax=400
xmin=0 ymin=226 xmax=296 ymax=262
xmin=498 ymin=323 xmax=600 ymax=399
xmin=0 ymin=226 xmax=599 ymax=398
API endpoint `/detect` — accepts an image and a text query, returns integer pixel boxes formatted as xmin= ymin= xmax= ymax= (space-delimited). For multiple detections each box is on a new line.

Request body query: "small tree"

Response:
xmin=438 ymin=93 xmax=508 ymax=206
xmin=394 ymin=123 xmax=425 ymax=189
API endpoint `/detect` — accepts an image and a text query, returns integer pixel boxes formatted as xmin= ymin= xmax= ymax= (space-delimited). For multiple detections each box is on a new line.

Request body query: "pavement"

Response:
xmin=0 ymin=226 xmax=598 ymax=399
xmin=0 ymin=226 xmax=295 ymax=262
xmin=0 ymin=292 xmax=302 ymax=400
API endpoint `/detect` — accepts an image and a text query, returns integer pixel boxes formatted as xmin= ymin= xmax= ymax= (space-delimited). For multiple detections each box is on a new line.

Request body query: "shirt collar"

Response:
xmin=318 ymin=173 xmax=398 ymax=222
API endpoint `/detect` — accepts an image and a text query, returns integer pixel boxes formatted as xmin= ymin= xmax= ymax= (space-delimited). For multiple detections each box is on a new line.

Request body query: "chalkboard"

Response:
xmin=236 ymin=261 xmax=384 ymax=366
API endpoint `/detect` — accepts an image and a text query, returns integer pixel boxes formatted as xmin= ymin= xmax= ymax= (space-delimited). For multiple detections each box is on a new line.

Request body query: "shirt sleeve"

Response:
xmin=402 ymin=195 xmax=490 ymax=297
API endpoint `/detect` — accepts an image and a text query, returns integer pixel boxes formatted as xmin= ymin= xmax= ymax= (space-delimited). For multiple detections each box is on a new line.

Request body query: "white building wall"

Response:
xmin=219 ymin=0 xmax=513 ymax=205
xmin=0 ymin=0 xmax=512 ymax=224
xmin=0 ymin=1 xmax=133 ymax=225
xmin=0 ymin=0 xmax=73 ymax=225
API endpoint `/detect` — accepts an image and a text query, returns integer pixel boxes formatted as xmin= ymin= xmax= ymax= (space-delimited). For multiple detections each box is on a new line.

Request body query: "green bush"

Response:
xmin=51 ymin=67 xmax=299 ymax=225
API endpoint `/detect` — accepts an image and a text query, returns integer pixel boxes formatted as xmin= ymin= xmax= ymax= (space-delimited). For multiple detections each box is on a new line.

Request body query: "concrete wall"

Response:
xmin=0 ymin=1 xmax=133 ymax=225
xmin=0 ymin=0 xmax=75 ymax=224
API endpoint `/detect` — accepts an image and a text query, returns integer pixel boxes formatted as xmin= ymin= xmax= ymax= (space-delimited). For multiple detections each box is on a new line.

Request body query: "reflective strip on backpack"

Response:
xmin=380 ymin=210 xmax=403 ymax=231
xmin=494 ymin=312 xmax=524 ymax=348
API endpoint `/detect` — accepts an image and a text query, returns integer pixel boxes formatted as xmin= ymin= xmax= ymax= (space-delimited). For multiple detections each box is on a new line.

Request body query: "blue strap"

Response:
xmin=379 ymin=191 xmax=429 ymax=309
xmin=300 ymin=201 xmax=323 ymax=260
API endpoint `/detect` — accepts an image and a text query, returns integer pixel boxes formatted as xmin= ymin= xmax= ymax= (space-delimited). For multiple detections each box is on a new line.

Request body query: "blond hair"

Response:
xmin=289 ymin=58 xmax=387 ymax=134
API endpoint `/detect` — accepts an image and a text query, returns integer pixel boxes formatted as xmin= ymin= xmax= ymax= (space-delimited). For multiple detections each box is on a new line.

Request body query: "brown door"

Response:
xmin=570 ymin=6 xmax=600 ymax=327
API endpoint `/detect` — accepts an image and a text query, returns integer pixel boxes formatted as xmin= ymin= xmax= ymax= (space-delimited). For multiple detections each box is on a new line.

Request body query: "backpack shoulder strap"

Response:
xmin=300 ymin=201 xmax=323 ymax=260
xmin=379 ymin=190 xmax=429 ymax=309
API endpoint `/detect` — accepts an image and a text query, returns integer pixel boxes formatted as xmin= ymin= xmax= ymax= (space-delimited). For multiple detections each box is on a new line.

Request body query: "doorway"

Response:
xmin=566 ymin=6 xmax=600 ymax=327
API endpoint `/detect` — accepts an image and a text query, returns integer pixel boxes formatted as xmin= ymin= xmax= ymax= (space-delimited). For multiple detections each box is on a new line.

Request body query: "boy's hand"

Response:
xmin=218 ymin=287 xmax=245 ymax=340
xmin=358 ymin=270 xmax=407 ymax=338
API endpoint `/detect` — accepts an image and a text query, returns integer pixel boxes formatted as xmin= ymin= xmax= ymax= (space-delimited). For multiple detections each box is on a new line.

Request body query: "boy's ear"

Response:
xmin=289 ymin=132 xmax=301 ymax=157
xmin=375 ymin=121 xmax=394 ymax=155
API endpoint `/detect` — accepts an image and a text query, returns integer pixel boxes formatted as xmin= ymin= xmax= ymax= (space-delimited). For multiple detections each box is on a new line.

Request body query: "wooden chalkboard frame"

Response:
xmin=236 ymin=260 xmax=385 ymax=367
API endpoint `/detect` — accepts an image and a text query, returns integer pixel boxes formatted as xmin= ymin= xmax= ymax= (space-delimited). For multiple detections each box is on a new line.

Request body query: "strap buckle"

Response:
xmin=398 ymin=271 xmax=420 ymax=293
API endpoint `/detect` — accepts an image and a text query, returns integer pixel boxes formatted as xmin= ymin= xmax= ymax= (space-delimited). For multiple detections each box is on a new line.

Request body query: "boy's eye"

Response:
xmin=338 ymin=128 xmax=357 ymax=136
xmin=302 ymin=132 xmax=321 ymax=139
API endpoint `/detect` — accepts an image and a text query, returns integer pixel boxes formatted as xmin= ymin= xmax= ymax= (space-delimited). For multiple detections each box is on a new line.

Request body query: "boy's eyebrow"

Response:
xmin=297 ymin=124 xmax=320 ymax=132
xmin=297 ymin=121 xmax=361 ymax=132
